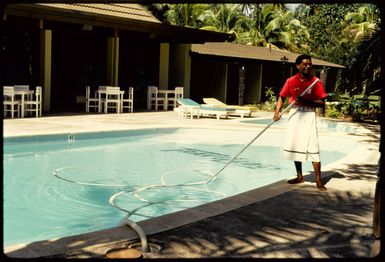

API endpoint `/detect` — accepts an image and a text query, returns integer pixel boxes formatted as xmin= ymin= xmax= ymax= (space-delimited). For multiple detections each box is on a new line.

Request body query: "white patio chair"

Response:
xmin=147 ymin=86 xmax=165 ymax=111
xmin=104 ymin=86 xmax=121 ymax=113
xmin=3 ymin=86 xmax=21 ymax=118
xmin=24 ymin=86 xmax=42 ymax=117
xmin=121 ymin=87 xmax=134 ymax=113
xmin=85 ymin=86 xmax=99 ymax=112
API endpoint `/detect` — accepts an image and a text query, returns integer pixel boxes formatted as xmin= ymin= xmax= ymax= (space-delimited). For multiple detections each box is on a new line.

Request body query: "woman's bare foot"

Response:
xmin=287 ymin=176 xmax=304 ymax=184
xmin=316 ymin=182 xmax=327 ymax=191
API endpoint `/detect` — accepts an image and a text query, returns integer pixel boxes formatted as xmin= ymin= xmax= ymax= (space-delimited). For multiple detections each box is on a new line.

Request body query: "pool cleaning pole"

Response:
xmin=206 ymin=78 xmax=320 ymax=184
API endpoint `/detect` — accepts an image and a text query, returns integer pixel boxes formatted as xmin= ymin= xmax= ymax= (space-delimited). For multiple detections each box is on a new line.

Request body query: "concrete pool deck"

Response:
xmin=3 ymin=111 xmax=381 ymax=259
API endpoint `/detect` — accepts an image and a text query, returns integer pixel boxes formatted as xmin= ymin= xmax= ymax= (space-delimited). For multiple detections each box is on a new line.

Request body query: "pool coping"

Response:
xmin=3 ymin=112 xmax=380 ymax=258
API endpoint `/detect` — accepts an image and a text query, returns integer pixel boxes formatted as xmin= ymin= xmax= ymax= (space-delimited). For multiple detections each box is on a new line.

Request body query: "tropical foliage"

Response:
xmin=343 ymin=5 xmax=380 ymax=42
xmin=163 ymin=4 xmax=209 ymax=28
xmin=339 ymin=5 xmax=381 ymax=96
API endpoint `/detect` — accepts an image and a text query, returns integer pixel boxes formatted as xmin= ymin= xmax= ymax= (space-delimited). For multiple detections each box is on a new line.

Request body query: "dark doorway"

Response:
xmin=119 ymin=32 xmax=159 ymax=110
xmin=226 ymin=63 xmax=240 ymax=105
xmin=190 ymin=56 xmax=227 ymax=103
xmin=1 ymin=16 xmax=40 ymax=87
xmin=51 ymin=26 xmax=107 ymax=112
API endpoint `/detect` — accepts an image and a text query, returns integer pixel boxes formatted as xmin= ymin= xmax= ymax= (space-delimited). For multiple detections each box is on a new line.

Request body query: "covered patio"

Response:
xmin=2 ymin=3 xmax=234 ymax=114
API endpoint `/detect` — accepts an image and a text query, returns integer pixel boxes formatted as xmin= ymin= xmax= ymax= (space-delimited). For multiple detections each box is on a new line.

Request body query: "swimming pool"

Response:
xmin=4 ymin=127 xmax=357 ymax=246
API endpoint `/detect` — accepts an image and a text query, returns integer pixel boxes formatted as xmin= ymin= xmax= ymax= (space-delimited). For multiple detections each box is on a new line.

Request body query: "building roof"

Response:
xmin=191 ymin=42 xmax=345 ymax=69
xmin=37 ymin=3 xmax=162 ymax=24
xmin=5 ymin=3 xmax=234 ymax=43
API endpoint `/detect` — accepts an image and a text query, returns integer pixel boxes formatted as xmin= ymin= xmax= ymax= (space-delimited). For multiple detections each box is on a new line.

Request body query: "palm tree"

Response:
xmin=343 ymin=5 xmax=380 ymax=42
xmin=199 ymin=4 xmax=245 ymax=33
xmin=235 ymin=4 xmax=268 ymax=46
xmin=264 ymin=7 xmax=294 ymax=48
xmin=163 ymin=4 xmax=209 ymax=28
xmin=232 ymin=4 xmax=280 ymax=46
xmin=237 ymin=4 xmax=309 ymax=51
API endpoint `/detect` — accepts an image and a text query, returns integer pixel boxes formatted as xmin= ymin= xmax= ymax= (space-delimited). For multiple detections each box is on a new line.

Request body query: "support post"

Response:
xmin=39 ymin=20 xmax=52 ymax=112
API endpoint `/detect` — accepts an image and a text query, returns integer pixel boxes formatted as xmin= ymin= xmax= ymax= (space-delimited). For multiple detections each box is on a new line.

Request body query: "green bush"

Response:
xmin=325 ymin=105 xmax=343 ymax=118
xmin=259 ymin=87 xmax=289 ymax=111
xmin=325 ymin=99 xmax=381 ymax=122
xmin=261 ymin=88 xmax=380 ymax=123
xmin=259 ymin=87 xmax=277 ymax=111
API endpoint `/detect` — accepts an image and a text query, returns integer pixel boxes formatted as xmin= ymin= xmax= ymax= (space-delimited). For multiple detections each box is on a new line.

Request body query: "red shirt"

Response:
xmin=279 ymin=74 xmax=327 ymax=103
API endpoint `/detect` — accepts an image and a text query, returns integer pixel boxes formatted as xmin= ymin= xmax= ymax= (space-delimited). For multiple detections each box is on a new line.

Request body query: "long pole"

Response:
xmin=206 ymin=78 xmax=320 ymax=184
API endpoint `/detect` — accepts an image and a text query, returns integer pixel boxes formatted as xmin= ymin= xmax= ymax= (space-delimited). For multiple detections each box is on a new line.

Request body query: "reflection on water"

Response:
xmin=162 ymin=147 xmax=283 ymax=171
xmin=241 ymin=118 xmax=360 ymax=133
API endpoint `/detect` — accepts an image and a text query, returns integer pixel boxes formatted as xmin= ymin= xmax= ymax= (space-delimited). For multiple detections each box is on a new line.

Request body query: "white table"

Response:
xmin=14 ymin=88 xmax=34 ymax=118
xmin=97 ymin=87 xmax=124 ymax=113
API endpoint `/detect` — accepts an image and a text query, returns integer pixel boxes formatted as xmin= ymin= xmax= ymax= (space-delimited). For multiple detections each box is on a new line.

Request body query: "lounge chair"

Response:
xmin=203 ymin=98 xmax=257 ymax=117
xmin=175 ymin=98 xmax=236 ymax=120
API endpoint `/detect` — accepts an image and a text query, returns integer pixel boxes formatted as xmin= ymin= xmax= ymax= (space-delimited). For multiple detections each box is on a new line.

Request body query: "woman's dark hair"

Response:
xmin=295 ymin=54 xmax=312 ymax=65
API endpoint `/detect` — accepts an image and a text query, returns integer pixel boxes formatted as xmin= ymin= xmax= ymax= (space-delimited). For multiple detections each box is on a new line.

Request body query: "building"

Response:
xmin=2 ymin=3 xmax=344 ymax=113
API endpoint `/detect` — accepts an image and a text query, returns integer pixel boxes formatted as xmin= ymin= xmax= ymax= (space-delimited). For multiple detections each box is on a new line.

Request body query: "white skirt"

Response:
xmin=283 ymin=108 xmax=320 ymax=162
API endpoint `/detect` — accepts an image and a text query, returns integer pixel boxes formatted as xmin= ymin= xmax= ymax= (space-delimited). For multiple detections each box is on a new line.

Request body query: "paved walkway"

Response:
xmin=3 ymin=111 xmax=381 ymax=259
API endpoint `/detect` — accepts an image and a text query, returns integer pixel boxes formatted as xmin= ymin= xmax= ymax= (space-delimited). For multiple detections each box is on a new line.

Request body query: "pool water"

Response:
xmin=241 ymin=117 xmax=361 ymax=133
xmin=4 ymin=127 xmax=357 ymax=246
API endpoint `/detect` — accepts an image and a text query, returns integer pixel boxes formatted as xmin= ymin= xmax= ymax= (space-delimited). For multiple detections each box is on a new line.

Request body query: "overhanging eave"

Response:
xmin=4 ymin=4 xmax=235 ymax=43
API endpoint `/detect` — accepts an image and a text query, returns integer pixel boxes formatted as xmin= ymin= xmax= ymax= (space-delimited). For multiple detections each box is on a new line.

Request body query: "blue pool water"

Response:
xmin=4 ymin=127 xmax=358 ymax=246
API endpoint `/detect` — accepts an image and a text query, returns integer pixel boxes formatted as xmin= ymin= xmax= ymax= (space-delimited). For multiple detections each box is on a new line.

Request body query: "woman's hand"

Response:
xmin=273 ymin=96 xmax=284 ymax=121
xmin=273 ymin=111 xmax=281 ymax=121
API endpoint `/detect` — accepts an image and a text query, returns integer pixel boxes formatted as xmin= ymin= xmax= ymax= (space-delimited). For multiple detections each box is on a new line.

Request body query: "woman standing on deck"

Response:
xmin=273 ymin=54 xmax=327 ymax=191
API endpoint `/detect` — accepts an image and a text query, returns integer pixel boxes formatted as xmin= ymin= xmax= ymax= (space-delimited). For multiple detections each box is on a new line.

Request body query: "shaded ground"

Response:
xmin=143 ymin=184 xmax=375 ymax=259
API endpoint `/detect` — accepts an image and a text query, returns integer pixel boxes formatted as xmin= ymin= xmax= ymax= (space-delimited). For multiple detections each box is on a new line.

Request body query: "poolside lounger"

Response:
xmin=175 ymin=98 xmax=236 ymax=120
xmin=203 ymin=98 xmax=257 ymax=117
